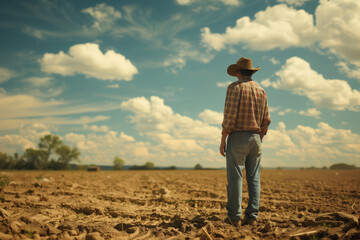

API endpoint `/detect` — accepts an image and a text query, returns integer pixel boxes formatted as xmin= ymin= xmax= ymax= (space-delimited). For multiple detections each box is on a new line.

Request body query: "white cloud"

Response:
xmin=262 ymin=122 xmax=360 ymax=167
xmin=82 ymin=3 xmax=121 ymax=30
xmin=0 ymin=67 xmax=17 ymax=83
xmin=24 ymin=76 xmax=53 ymax=86
xmin=264 ymin=57 xmax=360 ymax=111
xmin=84 ymin=124 xmax=110 ymax=133
xmin=198 ymin=109 xmax=223 ymax=124
xmin=336 ymin=61 xmax=360 ymax=81
xmin=176 ymin=0 xmax=241 ymax=6
xmin=278 ymin=108 xmax=293 ymax=116
xmin=298 ymin=108 xmax=321 ymax=119
xmin=176 ymin=0 xmax=194 ymax=5
xmin=269 ymin=57 xmax=280 ymax=65
xmin=64 ymin=131 xmax=149 ymax=165
xmin=0 ymin=124 xmax=51 ymax=154
xmin=221 ymin=0 xmax=241 ymax=6
xmin=163 ymin=40 xmax=214 ymax=73
xmin=201 ymin=4 xmax=318 ymax=51
xmin=121 ymin=96 xmax=221 ymax=148
xmin=216 ymin=81 xmax=233 ymax=87
xmin=39 ymin=43 xmax=138 ymax=81
xmin=201 ymin=0 xmax=360 ymax=79
xmin=106 ymin=83 xmax=119 ymax=88
xmin=316 ymin=0 xmax=360 ymax=69
xmin=277 ymin=0 xmax=309 ymax=6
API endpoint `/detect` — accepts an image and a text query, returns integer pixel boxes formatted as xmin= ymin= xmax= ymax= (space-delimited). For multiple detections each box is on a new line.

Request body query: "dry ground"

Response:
xmin=0 ymin=169 xmax=359 ymax=239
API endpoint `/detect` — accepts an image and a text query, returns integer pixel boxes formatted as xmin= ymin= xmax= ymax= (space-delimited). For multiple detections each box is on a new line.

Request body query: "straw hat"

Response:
xmin=227 ymin=57 xmax=261 ymax=77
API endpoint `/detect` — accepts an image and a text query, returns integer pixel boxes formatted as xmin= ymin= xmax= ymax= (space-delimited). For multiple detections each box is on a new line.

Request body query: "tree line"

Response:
xmin=0 ymin=134 xmax=80 ymax=170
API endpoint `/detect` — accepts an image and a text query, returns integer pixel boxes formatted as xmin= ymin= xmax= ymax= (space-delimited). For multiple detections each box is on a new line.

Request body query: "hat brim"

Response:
xmin=227 ymin=64 xmax=261 ymax=77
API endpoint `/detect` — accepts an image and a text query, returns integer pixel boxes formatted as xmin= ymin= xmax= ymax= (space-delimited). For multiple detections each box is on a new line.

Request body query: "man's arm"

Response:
xmin=219 ymin=84 xmax=239 ymax=156
xmin=260 ymin=93 xmax=271 ymax=141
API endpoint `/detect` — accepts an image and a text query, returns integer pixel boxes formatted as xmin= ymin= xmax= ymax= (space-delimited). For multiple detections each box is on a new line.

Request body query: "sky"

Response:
xmin=0 ymin=0 xmax=359 ymax=168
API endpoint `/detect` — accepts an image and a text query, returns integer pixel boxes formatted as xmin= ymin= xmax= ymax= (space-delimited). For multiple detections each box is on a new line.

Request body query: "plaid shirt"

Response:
xmin=222 ymin=77 xmax=271 ymax=135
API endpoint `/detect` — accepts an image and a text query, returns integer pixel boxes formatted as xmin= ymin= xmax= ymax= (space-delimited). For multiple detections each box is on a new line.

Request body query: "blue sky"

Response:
xmin=0 ymin=0 xmax=359 ymax=168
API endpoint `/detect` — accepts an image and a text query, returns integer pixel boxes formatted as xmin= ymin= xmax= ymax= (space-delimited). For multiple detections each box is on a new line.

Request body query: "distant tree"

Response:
xmin=330 ymin=163 xmax=356 ymax=170
xmin=144 ymin=162 xmax=155 ymax=169
xmin=113 ymin=156 xmax=125 ymax=170
xmin=22 ymin=148 xmax=48 ymax=169
xmin=0 ymin=152 xmax=12 ymax=170
xmin=0 ymin=134 xmax=81 ymax=170
xmin=55 ymin=145 xmax=80 ymax=169
xmin=195 ymin=163 xmax=203 ymax=170
xmin=38 ymin=134 xmax=63 ymax=162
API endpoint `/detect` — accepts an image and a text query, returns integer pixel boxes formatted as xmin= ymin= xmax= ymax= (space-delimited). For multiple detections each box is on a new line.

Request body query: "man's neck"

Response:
xmin=238 ymin=76 xmax=252 ymax=82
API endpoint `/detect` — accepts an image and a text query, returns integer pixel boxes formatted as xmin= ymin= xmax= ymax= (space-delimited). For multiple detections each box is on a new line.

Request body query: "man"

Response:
xmin=220 ymin=57 xmax=271 ymax=227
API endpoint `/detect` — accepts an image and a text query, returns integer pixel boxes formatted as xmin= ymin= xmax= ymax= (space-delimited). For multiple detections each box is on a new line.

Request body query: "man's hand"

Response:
xmin=219 ymin=130 xmax=230 ymax=157
xmin=219 ymin=139 xmax=226 ymax=157
xmin=260 ymin=132 xmax=265 ymax=142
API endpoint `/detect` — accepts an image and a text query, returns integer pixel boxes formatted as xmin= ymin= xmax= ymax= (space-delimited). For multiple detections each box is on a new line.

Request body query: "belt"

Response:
xmin=231 ymin=130 xmax=260 ymax=134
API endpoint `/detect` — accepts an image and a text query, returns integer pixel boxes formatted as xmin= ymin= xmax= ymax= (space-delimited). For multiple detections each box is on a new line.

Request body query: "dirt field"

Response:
xmin=0 ymin=169 xmax=359 ymax=240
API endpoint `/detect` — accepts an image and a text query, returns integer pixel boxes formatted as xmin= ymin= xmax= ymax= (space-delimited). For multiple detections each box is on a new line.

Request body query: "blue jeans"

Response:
xmin=226 ymin=131 xmax=262 ymax=221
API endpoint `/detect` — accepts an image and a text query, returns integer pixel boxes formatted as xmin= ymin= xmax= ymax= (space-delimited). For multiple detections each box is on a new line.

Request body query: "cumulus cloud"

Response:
xmin=277 ymin=0 xmax=309 ymax=6
xmin=198 ymin=109 xmax=223 ymax=124
xmin=84 ymin=124 xmax=109 ymax=133
xmin=316 ymin=0 xmax=360 ymax=68
xmin=176 ymin=0 xmax=194 ymax=5
xmin=201 ymin=0 xmax=360 ymax=77
xmin=262 ymin=122 xmax=360 ymax=167
xmin=201 ymin=4 xmax=318 ymax=51
xmin=120 ymin=96 xmax=221 ymax=148
xmin=39 ymin=43 xmax=138 ymax=81
xmin=269 ymin=57 xmax=280 ymax=65
xmin=298 ymin=108 xmax=321 ymax=119
xmin=263 ymin=57 xmax=360 ymax=111
xmin=82 ymin=3 xmax=121 ymax=30
xmin=278 ymin=108 xmax=293 ymax=116
xmin=221 ymin=0 xmax=241 ymax=6
xmin=0 ymin=67 xmax=17 ymax=83
xmin=336 ymin=61 xmax=360 ymax=81
xmin=176 ymin=0 xmax=241 ymax=6
xmin=0 ymin=124 xmax=51 ymax=154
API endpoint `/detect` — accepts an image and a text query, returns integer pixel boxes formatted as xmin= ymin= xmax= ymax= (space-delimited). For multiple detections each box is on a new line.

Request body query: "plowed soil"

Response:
xmin=0 ymin=170 xmax=359 ymax=239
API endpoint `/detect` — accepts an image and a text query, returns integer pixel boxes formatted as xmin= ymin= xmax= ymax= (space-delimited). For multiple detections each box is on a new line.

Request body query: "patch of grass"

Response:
xmin=322 ymin=222 xmax=328 ymax=228
xmin=0 ymin=176 xmax=10 ymax=192
xmin=35 ymin=175 xmax=43 ymax=180
xmin=310 ymin=235 xmax=318 ymax=240
xmin=26 ymin=230 xmax=35 ymax=239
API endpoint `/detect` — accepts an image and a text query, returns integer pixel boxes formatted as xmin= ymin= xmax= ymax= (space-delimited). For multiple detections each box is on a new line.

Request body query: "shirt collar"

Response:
xmin=239 ymin=76 xmax=252 ymax=82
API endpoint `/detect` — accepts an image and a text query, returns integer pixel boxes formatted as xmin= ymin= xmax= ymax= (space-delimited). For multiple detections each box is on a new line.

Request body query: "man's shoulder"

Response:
xmin=250 ymin=81 xmax=266 ymax=91
xmin=227 ymin=81 xmax=241 ymax=90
